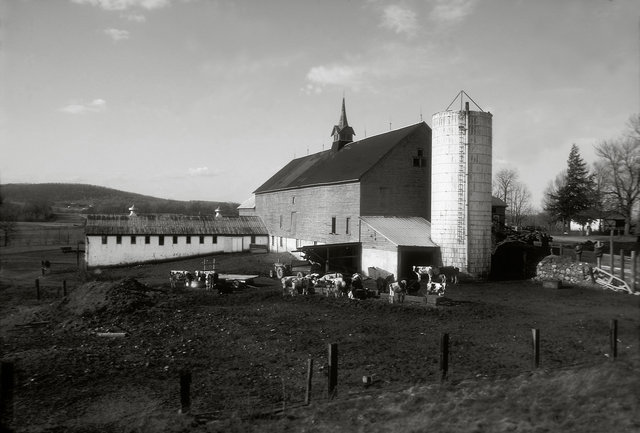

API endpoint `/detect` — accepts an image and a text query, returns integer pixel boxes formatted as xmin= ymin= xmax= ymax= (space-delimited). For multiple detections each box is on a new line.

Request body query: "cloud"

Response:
xmin=187 ymin=167 xmax=213 ymax=177
xmin=429 ymin=0 xmax=476 ymax=24
xmin=381 ymin=4 xmax=418 ymax=37
xmin=123 ymin=13 xmax=146 ymax=22
xmin=59 ymin=99 xmax=107 ymax=114
xmin=70 ymin=0 xmax=171 ymax=11
xmin=104 ymin=28 xmax=130 ymax=41
xmin=304 ymin=65 xmax=368 ymax=93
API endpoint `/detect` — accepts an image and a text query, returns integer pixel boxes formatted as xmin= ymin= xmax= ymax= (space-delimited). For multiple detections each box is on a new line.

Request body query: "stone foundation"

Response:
xmin=534 ymin=255 xmax=595 ymax=286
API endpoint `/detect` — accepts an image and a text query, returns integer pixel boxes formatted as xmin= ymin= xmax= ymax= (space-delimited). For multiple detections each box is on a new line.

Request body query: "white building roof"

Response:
xmin=360 ymin=216 xmax=437 ymax=247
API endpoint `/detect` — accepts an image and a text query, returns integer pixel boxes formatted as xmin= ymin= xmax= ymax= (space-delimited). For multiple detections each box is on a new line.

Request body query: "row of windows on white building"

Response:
xmin=99 ymin=234 xmax=258 ymax=245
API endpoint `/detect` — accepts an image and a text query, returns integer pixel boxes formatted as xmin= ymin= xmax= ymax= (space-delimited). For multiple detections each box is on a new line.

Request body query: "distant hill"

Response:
xmin=0 ymin=183 xmax=240 ymax=217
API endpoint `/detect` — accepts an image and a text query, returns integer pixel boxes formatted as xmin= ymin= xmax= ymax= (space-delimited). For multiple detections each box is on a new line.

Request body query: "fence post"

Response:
xmin=532 ymin=328 xmax=540 ymax=369
xmin=619 ymin=250 xmax=625 ymax=282
xmin=439 ymin=333 xmax=449 ymax=382
xmin=328 ymin=343 xmax=338 ymax=399
xmin=0 ymin=361 xmax=15 ymax=431
xmin=596 ymin=241 xmax=602 ymax=269
xmin=36 ymin=278 xmax=40 ymax=300
xmin=179 ymin=370 xmax=191 ymax=414
xmin=632 ymin=251 xmax=637 ymax=293
xmin=610 ymin=231 xmax=614 ymax=273
xmin=305 ymin=358 xmax=313 ymax=405
xmin=610 ymin=319 xmax=618 ymax=361
xmin=559 ymin=245 xmax=564 ymax=257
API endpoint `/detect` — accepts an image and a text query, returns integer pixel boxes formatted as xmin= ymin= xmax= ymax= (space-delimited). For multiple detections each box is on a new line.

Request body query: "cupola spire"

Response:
xmin=330 ymin=97 xmax=355 ymax=152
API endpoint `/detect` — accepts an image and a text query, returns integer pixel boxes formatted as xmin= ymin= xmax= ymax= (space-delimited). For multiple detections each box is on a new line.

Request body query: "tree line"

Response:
xmin=494 ymin=114 xmax=640 ymax=235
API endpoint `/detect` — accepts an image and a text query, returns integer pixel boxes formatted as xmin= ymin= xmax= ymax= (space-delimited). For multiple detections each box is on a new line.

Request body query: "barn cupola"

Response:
xmin=330 ymin=97 xmax=355 ymax=152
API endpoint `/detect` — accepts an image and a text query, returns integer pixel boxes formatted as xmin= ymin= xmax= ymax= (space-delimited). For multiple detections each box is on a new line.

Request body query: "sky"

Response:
xmin=2 ymin=0 xmax=640 ymax=210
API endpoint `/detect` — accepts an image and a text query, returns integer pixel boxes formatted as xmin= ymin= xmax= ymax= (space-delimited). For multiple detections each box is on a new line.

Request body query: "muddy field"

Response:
xmin=1 ymin=246 xmax=640 ymax=432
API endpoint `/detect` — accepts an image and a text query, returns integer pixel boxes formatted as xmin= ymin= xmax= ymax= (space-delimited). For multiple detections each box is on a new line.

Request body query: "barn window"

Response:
xmin=279 ymin=215 xmax=283 ymax=229
xmin=130 ymin=236 xmax=136 ymax=244
xmin=413 ymin=148 xmax=426 ymax=167
xmin=251 ymin=235 xmax=256 ymax=243
xmin=212 ymin=235 xmax=217 ymax=244
xmin=159 ymin=235 xmax=164 ymax=245
xmin=173 ymin=235 xmax=178 ymax=244
xmin=345 ymin=217 xmax=351 ymax=235
xmin=199 ymin=236 xmax=204 ymax=244
xmin=101 ymin=235 xmax=108 ymax=245
xmin=292 ymin=196 xmax=296 ymax=204
xmin=116 ymin=235 xmax=122 ymax=244
xmin=331 ymin=217 xmax=337 ymax=234
xmin=145 ymin=235 xmax=150 ymax=244
xmin=279 ymin=237 xmax=283 ymax=247
xmin=290 ymin=212 xmax=297 ymax=232
xmin=186 ymin=236 xmax=191 ymax=244
xmin=271 ymin=236 xmax=275 ymax=246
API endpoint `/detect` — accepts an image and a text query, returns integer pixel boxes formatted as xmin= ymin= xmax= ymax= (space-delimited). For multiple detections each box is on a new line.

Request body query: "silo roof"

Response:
xmin=360 ymin=216 xmax=437 ymax=247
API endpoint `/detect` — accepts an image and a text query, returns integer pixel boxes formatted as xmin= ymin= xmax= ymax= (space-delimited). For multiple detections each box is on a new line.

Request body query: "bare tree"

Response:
xmin=493 ymin=168 xmax=533 ymax=227
xmin=493 ymin=169 xmax=518 ymax=202
xmin=594 ymin=134 xmax=640 ymax=235
xmin=509 ymin=182 xmax=533 ymax=227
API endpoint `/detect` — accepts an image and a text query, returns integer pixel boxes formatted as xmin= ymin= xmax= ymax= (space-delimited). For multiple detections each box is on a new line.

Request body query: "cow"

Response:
xmin=281 ymin=276 xmax=303 ymax=296
xmin=413 ymin=265 xmax=459 ymax=285
xmin=413 ymin=266 xmax=439 ymax=284
xmin=426 ymin=281 xmax=446 ymax=297
xmin=439 ymin=266 xmax=460 ymax=284
xmin=169 ymin=270 xmax=188 ymax=289
xmin=388 ymin=280 xmax=407 ymax=304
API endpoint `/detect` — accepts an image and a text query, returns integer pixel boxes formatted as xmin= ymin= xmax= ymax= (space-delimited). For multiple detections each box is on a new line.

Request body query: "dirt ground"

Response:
xmin=1 ymin=247 xmax=640 ymax=432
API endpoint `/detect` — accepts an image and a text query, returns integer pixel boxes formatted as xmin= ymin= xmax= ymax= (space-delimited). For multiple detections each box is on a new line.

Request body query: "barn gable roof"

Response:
xmin=254 ymin=122 xmax=430 ymax=194
xmin=360 ymin=216 xmax=437 ymax=247
xmin=85 ymin=214 xmax=268 ymax=236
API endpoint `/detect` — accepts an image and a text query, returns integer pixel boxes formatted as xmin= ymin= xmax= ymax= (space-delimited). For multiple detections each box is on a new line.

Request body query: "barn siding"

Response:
xmin=255 ymin=183 xmax=360 ymax=252
xmin=360 ymin=126 xmax=431 ymax=219
xmin=86 ymin=234 xmax=268 ymax=267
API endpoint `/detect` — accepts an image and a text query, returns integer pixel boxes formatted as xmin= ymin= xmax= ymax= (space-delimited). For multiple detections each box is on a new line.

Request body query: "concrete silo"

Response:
xmin=431 ymin=92 xmax=492 ymax=277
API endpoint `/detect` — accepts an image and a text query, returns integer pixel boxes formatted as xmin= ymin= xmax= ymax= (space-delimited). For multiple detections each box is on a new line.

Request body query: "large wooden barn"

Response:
xmin=252 ymin=98 xmax=440 ymax=280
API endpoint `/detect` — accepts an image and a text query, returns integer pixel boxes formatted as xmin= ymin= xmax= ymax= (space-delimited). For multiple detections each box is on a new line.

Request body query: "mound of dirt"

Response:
xmin=62 ymin=277 xmax=161 ymax=317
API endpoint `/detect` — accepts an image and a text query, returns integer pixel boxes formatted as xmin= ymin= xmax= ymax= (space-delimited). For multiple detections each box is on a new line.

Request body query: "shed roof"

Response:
xmin=85 ymin=214 xmax=268 ymax=236
xmin=254 ymin=122 xmax=430 ymax=194
xmin=360 ymin=216 xmax=437 ymax=247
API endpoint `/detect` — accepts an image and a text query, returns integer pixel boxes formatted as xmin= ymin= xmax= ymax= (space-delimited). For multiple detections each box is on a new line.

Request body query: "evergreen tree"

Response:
xmin=544 ymin=144 xmax=596 ymax=231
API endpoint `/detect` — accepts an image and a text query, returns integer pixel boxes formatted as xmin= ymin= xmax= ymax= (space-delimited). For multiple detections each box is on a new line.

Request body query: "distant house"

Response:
xmin=85 ymin=213 xmax=268 ymax=267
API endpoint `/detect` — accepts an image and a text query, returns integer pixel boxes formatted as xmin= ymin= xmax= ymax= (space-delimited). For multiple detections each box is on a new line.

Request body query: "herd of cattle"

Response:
xmin=280 ymin=265 xmax=460 ymax=304
xmin=168 ymin=265 xmax=460 ymax=304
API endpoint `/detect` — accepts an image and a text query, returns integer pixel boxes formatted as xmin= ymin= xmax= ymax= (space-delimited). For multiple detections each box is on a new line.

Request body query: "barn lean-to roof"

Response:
xmin=85 ymin=214 xmax=268 ymax=236
xmin=360 ymin=216 xmax=437 ymax=247
xmin=254 ymin=122 xmax=430 ymax=194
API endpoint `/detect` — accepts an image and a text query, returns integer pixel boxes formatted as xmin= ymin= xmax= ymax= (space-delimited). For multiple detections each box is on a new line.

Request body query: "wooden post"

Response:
xmin=0 ymin=361 xmax=15 ymax=431
xmin=532 ymin=328 xmax=540 ymax=369
xmin=596 ymin=241 xmax=602 ymax=269
xmin=620 ymin=249 xmax=625 ymax=282
xmin=559 ymin=244 xmax=563 ymax=257
xmin=35 ymin=278 xmax=40 ymax=300
xmin=327 ymin=343 xmax=338 ymax=399
xmin=179 ymin=370 xmax=191 ymax=414
xmin=439 ymin=333 xmax=449 ymax=382
xmin=610 ymin=230 xmax=614 ymax=273
xmin=631 ymin=251 xmax=637 ymax=293
xmin=305 ymin=358 xmax=313 ymax=405
xmin=610 ymin=319 xmax=618 ymax=361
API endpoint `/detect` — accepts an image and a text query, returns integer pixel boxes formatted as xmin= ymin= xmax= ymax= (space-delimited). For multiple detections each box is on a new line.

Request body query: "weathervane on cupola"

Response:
xmin=330 ymin=96 xmax=355 ymax=152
